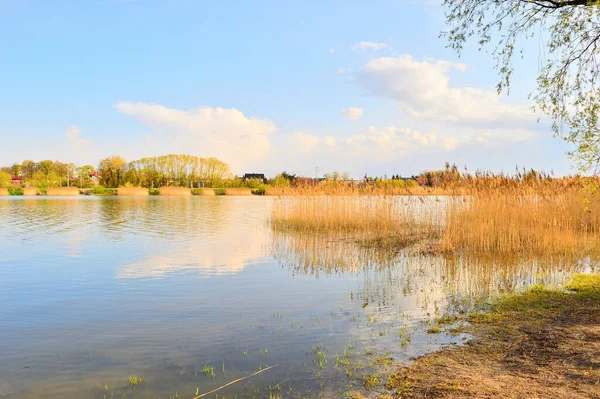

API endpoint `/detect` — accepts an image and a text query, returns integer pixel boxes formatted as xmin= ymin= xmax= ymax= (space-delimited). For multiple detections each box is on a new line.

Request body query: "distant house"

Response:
xmin=11 ymin=176 xmax=23 ymax=186
xmin=88 ymin=171 xmax=102 ymax=184
xmin=243 ymin=173 xmax=266 ymax=183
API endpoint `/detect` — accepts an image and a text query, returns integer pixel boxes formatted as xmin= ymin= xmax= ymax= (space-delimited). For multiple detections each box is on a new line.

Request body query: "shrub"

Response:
xmin=191 ymin=188 xmax=203 ymax=195
xmin=148 ymin=188 xmax=160 ymax=196
xmin=252 ymin=185 xmax=267 ymax=195
xmin=8 ymin=187 xmax=23 ymax=195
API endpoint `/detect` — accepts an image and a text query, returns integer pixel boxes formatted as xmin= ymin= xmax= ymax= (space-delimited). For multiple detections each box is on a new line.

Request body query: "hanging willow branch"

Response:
xmin=443 ymin=0 xmax=600 ymax=171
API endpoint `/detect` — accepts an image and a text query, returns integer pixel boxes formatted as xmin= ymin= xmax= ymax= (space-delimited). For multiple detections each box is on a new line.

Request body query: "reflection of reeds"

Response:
xmin=47 ymin=187 xmax=80 ymax=196
xmin=159 ymin=187 xmax=192 ymax=196
xmin=272 ymin=232 xmax=598 ymax=303
xmin=225 ymin=188 xmax=252 ymax=196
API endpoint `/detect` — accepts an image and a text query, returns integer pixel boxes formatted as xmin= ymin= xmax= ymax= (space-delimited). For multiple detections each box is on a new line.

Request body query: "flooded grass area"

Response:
xmin=0 ymin=196 xmax=598 ymax=398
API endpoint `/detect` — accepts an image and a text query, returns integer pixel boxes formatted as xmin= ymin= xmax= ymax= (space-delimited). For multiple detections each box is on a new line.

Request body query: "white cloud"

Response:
xmin=323 ymin=136 xmax=336 ymax=147
xmin=294 ymin=132 xmax=320 ymax=151
xmin=329 ymin=48 xmax=336 ymax=54
xmin=340 ymin=107 xmax=364 ymax=120
xmin=64 ymin=126 xmax=90 ymax=146
xmin=352 ymin=41 xmax=389 ymax=52
xmin=337 ymin=67 xmax=352 ymax=74
xmin=475 ymin=128 xmax=538 ymax=146
xmin=358 ymin=55 xmax=533 ymax=127
xmin=292 ymin=126 xmax=460 ymax=161
xmin=114 ymin=102 xmax=276 ymax=172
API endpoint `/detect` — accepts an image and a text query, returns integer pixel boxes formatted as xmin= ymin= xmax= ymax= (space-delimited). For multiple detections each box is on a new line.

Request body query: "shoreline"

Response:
xmin=381 ymin=274 xmax=600 ymax=398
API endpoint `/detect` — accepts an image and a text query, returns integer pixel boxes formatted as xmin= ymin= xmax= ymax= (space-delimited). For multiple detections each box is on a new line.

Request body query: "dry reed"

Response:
xmin=47 ymin=187 xmax=80 ymax=196
xmin=23 ymin=187 xmax=38 ymax=196
xmin=442 ymin=186 xmax=600 ymax=255
xmin=117 ymin=187 xmax=149 ymax=196
xmin=159 ymin=187 xmax=192 ymax=196
xmin=225 ymin=188 xmax=252 ymax=196
xmin=0 ymin=188 xmax=8 ymax=196
xmin=270 ymin=178 xmax=600 ymax=256
xmin=266 ymin=184 xmax=453 ymax=196
xmin=270 ymin=196 xmax=442 ymax=249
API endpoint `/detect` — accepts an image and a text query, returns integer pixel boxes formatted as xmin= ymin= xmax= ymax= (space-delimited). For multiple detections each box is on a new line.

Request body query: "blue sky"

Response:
xmin=0 ymin=0 xmax=573 ymax=177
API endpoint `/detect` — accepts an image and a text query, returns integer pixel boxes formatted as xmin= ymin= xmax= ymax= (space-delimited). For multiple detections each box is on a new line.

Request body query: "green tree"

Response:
xmin=443 ymin=0 xmax=600 ymax=170
xmin=21 ymin=160 xmax=36 ymax=179
xmin=0 ymin=171 xmax=12 ymax=188
xmin=98 ymin=156 xmax=127 ymax=187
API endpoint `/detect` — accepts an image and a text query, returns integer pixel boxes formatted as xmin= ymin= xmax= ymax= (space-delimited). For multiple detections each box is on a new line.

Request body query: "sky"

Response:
xmin=0 ymin=0 xmax=575 ymax=178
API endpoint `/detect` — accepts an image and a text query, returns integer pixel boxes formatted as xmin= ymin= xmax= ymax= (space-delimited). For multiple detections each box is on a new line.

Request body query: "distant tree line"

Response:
xmin=97 ymin=154 xmax=231 ymax=188
xmin=0 ymin=160 xmax=97 ymax=188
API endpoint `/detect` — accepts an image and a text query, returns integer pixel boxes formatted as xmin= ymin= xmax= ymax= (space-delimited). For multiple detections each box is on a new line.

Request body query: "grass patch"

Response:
xmin=386 ymin=273 xmax=600 ymax=398
xmin=8 ymin=187 xmax=23 ymax=195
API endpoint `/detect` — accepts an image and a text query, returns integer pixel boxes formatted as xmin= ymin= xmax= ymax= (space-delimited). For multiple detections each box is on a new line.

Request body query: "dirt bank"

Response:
xmin=384 ymin=274 xmax=600 ymax=398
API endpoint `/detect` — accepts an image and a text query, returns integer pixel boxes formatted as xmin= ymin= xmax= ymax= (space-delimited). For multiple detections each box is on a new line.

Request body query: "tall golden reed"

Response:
xmin=441 ymin=185 xmax=600 ymax=255
xmin=0 ymin=188 xmax=8 ymax=196
xmin=117 ymin=187 xmax=149 ymax=196
xmin=23 ymin=187 xmax=38 ymax=196
xmin=47 ymin=187 xmax=80 ymax=196
xmin=270 ymin=196 xmax=443 ymax=249
xmin=159 ymin=187 xmax=192 ymax=196
xmin=270 ymin=177 xmax=600 ymax=256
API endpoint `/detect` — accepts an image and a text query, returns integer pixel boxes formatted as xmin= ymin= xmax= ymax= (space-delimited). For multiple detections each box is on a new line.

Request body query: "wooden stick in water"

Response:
xmin=193 ymin=363 xmax=280 ymax=398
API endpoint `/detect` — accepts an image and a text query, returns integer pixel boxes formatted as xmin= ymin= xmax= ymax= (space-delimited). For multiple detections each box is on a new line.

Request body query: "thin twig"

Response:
xmin=193 ymin=363 xmax=280 ymax=398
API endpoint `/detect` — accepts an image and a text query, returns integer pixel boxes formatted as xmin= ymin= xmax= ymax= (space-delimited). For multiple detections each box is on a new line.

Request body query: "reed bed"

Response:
xmin=266 ymin=184 xmax=454 ymax=196
xmin=47 ymin=187 xmax=80 ymax=196
xmin=0 ymin=188 xmax=8 ymax=196
xmin=442 ymin=186 xmax=600 ymax=255
xmin=225 ymin=188 xmax=252 ymax=196
xmin=201 ymin=188 xmax=216 ymax=196
xmin=23 ymin=187 xmax=38 ymax=196
xmin=270 ymin=196 xmax=443 ymax=249
xmin=159 ymin=187 xmax=192 ymax=196
xmin=117 ymin=187 xmax=149 ymax=196
xmin=271 ymin=178 xmax=600 ymax=256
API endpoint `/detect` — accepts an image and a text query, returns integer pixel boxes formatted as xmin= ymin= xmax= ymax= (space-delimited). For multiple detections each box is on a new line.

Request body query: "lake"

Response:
xmin=0 ymin=197 xmax=592 ymax=398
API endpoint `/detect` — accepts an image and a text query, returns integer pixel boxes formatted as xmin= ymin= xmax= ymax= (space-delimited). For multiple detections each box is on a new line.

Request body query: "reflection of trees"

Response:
xmin=0 ymin=198 xmax=96 ymax=241
xmin=272 ymin=232 xmax=599 ymax=312
xmin=97 ymin=197 xmax=231 ymax=242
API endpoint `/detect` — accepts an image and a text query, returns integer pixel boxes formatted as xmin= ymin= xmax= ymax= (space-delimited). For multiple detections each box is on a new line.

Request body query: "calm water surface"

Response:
xmin=0 ymin=197 xmax=594 ymax=398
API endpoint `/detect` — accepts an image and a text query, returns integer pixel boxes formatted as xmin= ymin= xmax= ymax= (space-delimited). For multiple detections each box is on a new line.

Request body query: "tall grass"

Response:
xmin=117 ymin=187 xmax=149 ymax=196
xmin=266 ymin=182 xmax=447 ymax=196
xmin=23 ymin=187 xmax=38 ymax=196
xmin=442 ymin=185 xmax=600 ymax=255
xmin=159 ymin=187 xmax=192 ymax=196
xmin=47 ymin=187 xmax=80 ymax=196
xmin=0 ymin=188 xmax=8 ymax=196
xmin=270 ymin=177 xmax=600 ymax=256
xmin=270 ymin=196 xmax=442 ymax=249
